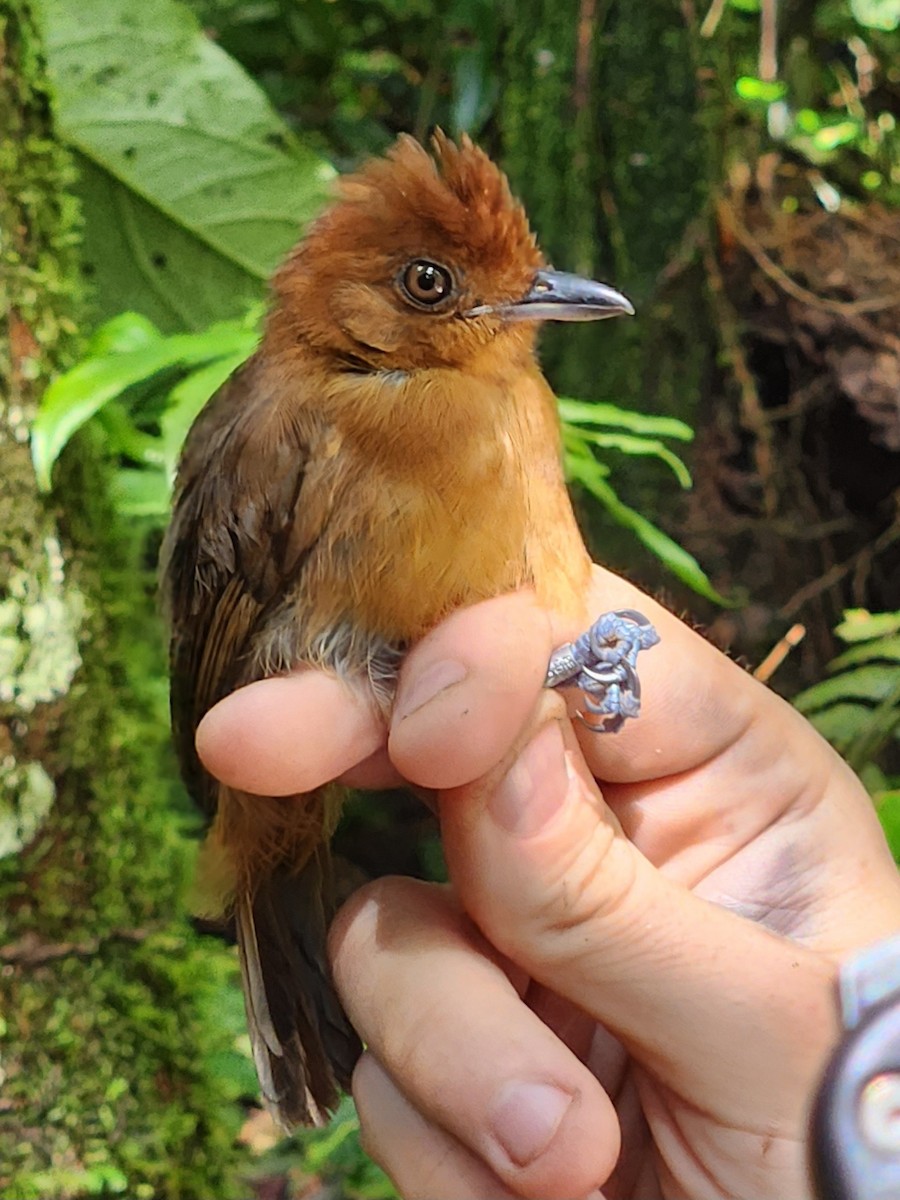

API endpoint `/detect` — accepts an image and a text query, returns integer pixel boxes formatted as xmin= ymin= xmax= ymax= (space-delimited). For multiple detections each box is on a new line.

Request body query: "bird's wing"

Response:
xmin=161 ymin=355 xmax=332 ymax=816
xmin=162 ymin=357 xmax=365 ymax=1126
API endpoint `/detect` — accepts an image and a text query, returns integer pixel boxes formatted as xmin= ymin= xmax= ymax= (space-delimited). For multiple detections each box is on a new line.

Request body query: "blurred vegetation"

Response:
xmin=794 ymin=605 xmax=900 ymax=864
xmin=2 ymin=0 xmax=898 ymax=1195
xmin=795 ymin=608 xmax=900 ymax=838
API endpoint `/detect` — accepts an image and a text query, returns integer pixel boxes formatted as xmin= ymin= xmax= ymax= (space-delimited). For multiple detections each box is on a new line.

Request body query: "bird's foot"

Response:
xmin=544 ymin=609 xmax=660 ymax=733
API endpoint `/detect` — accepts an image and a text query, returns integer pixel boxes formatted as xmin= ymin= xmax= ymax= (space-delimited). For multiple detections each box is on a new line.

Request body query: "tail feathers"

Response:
xmin=235 ymin=849 xmax=362 ymax=1128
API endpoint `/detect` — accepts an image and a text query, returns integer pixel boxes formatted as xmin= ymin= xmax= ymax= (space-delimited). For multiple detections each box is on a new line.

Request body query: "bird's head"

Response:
xmin=270 ymin=132 xmax=633 ymax=372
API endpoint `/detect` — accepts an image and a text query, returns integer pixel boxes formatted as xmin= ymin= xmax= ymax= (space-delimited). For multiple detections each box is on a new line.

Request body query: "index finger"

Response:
xmin=389 ymin=565 xmax=764 ymax=790
xmin=550 ymin=565 xmax=762 ymax=783
xmin=196 ymin=671 xmax=387 ymax=794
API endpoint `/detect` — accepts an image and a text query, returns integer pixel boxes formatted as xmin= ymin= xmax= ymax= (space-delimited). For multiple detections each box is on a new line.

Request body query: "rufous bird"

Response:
xmin=162 ymin=132 xmax=658 ymax=1128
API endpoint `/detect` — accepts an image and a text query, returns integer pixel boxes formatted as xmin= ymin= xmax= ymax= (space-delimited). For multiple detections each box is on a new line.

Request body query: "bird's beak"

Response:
xmin=467 ymin=268 xmax=635 ymax=323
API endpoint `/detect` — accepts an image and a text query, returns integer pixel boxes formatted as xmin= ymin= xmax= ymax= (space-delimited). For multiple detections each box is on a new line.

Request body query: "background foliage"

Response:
xmin=2 ymin=0 xmax=898 ymax=1195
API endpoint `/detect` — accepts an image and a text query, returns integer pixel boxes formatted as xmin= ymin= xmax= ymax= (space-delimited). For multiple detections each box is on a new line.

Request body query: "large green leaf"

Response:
xmin=877 ymin=791 xmax=900 ymax=863
xmin=112 ymin=467 xmax=174 ymax=519
xmin=159 ymin=350 xmax=252 ymax=468
xmin=38 ymin=0 xmax=335 ymax=330
xmin=793 ymin=610 xmax=900 ymax=774
xmin=32 ymin=312 xmax=257 ymax=489
xmin=829 ymin=636 xmax=900 ymax=672
xmin=806 ymin=701 xmax=883 ymax=748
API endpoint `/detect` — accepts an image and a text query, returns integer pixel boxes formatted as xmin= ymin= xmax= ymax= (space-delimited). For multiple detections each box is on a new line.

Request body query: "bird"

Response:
xmin=161 ymin=131 xmax=658 ymax=1129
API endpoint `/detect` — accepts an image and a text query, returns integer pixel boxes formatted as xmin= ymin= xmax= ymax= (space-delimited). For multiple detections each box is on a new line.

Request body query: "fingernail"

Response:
xmin=487 ymin=1080 xmax=574 ymax=1167
xmin=489 ymin=722 xmax=567 ymax=837
xmin=395 ymin=659 xmax=467 ymax=721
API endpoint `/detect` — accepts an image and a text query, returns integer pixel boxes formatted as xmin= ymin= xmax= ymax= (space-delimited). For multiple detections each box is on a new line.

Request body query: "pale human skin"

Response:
xmin=198 ymin=566 xmax=900 ymax=1200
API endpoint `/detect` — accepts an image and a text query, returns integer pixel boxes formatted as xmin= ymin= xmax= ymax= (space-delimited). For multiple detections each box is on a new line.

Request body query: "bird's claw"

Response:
xmin=544 ymin=609 xmax=660 ymax=733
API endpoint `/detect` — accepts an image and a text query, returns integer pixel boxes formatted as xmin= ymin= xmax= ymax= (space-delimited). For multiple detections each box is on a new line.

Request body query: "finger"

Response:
xmin=390 ymin=574 xmax=896 ymax=1000
xmin=353 ymin=1054 xmax=524 ymax=1200
xmin=548 ymin=564 xmax=772 ymax=784
xmin=337 ymin=746 xmax=405 ymax=790
xmin=196 ymin=672 xmax=385 ymax=795
xmin=330 ymin=877 xmax=620 ymax=1200
xmin=385 ymin=569 xmax=786 ymax=798
xmin=441 ymin=715 xmax=840 ymax=1136
xmin=390 ymin=592 xmax=553 ymax=789
xmin=559 ymin=575 xmax=900 ymax=937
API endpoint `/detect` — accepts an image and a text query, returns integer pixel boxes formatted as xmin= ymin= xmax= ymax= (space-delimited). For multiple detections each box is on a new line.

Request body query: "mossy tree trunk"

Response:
xmin=0 ymin=7 xmax=240 ymax=1196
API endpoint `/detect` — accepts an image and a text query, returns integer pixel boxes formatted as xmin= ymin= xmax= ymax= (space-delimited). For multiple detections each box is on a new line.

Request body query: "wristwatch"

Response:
xmin=812 ymin=934 xmax=900 ymax=1199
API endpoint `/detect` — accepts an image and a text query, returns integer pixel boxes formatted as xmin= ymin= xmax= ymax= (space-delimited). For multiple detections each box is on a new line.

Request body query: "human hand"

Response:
xmin=198 ymin=567 xmax=900 ymax=1199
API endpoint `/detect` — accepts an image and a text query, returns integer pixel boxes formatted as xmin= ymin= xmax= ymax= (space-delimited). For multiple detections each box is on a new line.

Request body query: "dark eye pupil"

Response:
xmin=402 ymin=260 xmax=452 ymax=306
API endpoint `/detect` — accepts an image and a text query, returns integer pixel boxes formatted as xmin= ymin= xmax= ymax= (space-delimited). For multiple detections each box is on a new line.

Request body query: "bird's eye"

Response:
xmin=400 ymin=260 xmax=454 ymax=308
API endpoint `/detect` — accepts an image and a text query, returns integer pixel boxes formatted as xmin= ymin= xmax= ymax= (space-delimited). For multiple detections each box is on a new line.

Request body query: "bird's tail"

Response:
xmin=234 ymin=844 xmax=362 ymax=1128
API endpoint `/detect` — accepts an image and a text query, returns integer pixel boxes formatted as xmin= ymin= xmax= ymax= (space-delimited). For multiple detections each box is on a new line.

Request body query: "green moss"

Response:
xmin=497 ymin=1 xmax=716 ymax=586
xmin=2 ymin=939 xmax=242 ymax=1200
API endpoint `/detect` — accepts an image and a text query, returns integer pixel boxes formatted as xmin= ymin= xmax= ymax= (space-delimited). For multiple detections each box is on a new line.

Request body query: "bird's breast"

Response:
xmin=352 ymin=436 xmax=530 ymax=639
xmin=288 ymin=364 xmax=590 ymax=658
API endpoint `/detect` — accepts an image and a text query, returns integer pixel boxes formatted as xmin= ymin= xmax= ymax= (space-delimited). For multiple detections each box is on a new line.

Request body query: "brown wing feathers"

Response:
xmin=163 ymin=362 xmax=362 ymax=1126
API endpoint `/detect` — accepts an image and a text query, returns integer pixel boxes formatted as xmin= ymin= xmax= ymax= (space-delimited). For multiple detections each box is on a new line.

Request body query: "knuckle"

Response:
xmin=490 ymin=817 xmax=641 ymax=967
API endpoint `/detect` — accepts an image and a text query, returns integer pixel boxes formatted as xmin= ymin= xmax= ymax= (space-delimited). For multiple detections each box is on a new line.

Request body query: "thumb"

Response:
xmin=439 ymin=714 xmax=837 ymax=1132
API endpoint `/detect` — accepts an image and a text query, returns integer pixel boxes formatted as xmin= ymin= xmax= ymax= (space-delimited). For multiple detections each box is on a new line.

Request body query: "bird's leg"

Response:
xmin=544 ymin=609 xmax=660 ymax=733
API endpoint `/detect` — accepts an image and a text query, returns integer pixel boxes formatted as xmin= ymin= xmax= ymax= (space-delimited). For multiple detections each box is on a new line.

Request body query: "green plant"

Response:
xmin=36 ymin=0 xmax=335 ymax=331
xmin=560 ymin=399 xmax=721 ymax=601
xmin=724 ymin=0 xmax=899 ymax=205
xmin=794 ymin=609 xmax=900 ymax=860
xmin=32 ymin=310 xmax=260 ymax=512
xmin=187 ymin=0 xmax=500 ymax=156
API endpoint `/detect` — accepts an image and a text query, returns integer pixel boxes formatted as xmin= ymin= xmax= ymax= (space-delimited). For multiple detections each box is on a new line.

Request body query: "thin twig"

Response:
xmin=574 ymin=0 xmax=597 ymax=114
xmin=841 ymin=204 xmax=900 ymax=247
xmin=717 ymin=201 xmax=900 ymax=317
xmin=759 ymin=0 xmax=778 ymax=83
xmin=780 ymin=522 xmax=900 ymax=619
xmin=704 ymin=232 xmax=778 ymax=516
xmin=756 ymin=376 xmax=831 ymax=425
xmin=754 ymin=623 xmax=806 ymax=682
xmin=655 ymin=217 xmax=707 ymax=291
xmin=700 ymin=0 xmax=727 ymax=38
xmin=0 ymin=927 xmax=157 ymax=966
